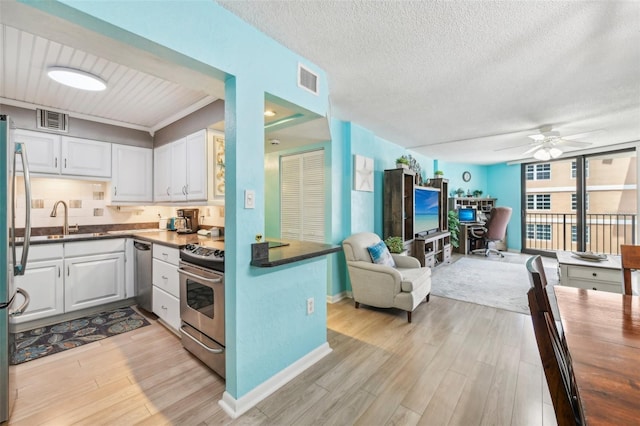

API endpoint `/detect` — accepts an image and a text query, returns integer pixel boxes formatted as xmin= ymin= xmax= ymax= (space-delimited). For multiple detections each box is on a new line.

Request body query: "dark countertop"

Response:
xmin=250 ymin=240 xmax=342 ymax=267
xmin=16 ymin=230 xmax=224 ymax=249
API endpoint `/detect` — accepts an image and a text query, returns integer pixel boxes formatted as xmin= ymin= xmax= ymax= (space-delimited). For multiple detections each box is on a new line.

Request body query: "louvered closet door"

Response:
xmin=281 ymin=150 xmax=325 ymax=243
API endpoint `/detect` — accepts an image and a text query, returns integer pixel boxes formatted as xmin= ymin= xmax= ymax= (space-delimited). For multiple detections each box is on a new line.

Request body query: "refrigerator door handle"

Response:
xmin=9 ymin=288 xmax=30 ymax=317
xmin=12 ymin=142 xmax=31 ymax=276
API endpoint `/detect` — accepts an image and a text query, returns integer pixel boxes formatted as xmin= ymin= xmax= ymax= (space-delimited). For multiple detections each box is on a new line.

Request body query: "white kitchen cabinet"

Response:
xmin=185 ymin=129 xmax=207 ymax=201
xmin=112 ymin=144 xmax=153 ymax=203
xmin=64 ymin=252 xmax=126 ymax=312
xmin=153 ymin=129 xmax=208 ymax=203
xmin=170 ymin=137 xmax=188 ymax=201
xmin=14 ymin=129 xmax=112 ymax=178
xmin=14 ymin=129 xmax=61 ymax=174
xmin=152 ymin=243 xmax=180 ymax=331
xmin=61 ymin=136 xmax=111 ymax=178
xmin=152 ymin=286 xmax=180 ymax=331
xmin=13 ymin=244 xmax=65 ymax=324
xmin=153 ymin=143 xmax=172 ymax=202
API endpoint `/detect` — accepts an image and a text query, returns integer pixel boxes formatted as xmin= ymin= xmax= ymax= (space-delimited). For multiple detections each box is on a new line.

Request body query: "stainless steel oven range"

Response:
xmin=178 ymin=243 xmax=225 ymax=378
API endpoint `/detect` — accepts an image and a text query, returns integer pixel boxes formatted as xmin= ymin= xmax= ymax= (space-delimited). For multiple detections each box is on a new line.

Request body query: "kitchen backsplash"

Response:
xmin=13 ymin=177 xmax=225 ymax=229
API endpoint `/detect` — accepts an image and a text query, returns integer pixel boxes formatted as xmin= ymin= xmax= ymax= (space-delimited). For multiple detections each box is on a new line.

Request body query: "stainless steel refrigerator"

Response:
xmin=0 ymin=115 xmax=31 ymax=423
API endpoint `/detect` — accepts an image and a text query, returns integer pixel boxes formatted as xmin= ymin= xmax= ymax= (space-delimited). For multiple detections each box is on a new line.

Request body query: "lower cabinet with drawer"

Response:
xmin=559 ymin=264 xmax=623 ymax=294
xmin=152 ymin=243 xmax=180 ymax=331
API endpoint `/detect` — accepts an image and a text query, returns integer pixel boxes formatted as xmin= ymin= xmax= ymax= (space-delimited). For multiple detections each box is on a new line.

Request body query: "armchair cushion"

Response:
xmin=367 ymin=240 xmax=396 ymax=267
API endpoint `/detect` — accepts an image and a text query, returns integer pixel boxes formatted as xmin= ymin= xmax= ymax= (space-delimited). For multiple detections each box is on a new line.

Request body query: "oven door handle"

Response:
xmin=178 ymin=268 xmax=222 ymax=284
xmin=180 ymin=325 xmax=224 ymax=354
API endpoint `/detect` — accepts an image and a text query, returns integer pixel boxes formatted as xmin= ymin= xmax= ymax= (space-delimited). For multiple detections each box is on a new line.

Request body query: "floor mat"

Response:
xmin=11 ymin=306 xmax=150 ymax=365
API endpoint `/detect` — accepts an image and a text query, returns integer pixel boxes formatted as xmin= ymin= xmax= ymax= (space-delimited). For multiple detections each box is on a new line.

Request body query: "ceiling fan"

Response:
xmin=495 ymin=126 xmax=595 ymax=160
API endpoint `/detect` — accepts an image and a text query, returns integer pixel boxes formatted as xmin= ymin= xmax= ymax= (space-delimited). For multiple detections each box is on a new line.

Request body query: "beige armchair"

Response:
xmin=342 ymin=232 xmax=432 ymax=323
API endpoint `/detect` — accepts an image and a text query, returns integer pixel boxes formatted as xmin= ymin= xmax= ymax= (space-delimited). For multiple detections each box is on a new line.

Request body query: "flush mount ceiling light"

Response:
xmin=264 ymin=110 xmax=277 ymax=117
xmin=47 ymin=67 xmax=107 ymax=91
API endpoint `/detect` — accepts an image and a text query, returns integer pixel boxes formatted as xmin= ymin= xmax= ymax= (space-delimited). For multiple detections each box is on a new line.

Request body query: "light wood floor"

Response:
xmin=9 ymin=260 xmax=557 ymax=425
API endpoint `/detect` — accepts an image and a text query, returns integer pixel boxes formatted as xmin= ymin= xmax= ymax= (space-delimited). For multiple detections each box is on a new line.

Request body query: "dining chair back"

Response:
xmin=620 ymin=244 xmax=640 ymax=295
xmin=527 ymin=272 xmax=584 ymax=425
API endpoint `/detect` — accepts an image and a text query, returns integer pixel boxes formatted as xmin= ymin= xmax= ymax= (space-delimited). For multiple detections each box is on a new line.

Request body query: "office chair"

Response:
xmin=470 ymin=207 xmax=512 ymax=257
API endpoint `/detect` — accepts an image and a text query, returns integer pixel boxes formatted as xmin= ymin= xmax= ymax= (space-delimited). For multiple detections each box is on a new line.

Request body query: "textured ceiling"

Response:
xmin=218 ymin=0 xmax=640 ymax=164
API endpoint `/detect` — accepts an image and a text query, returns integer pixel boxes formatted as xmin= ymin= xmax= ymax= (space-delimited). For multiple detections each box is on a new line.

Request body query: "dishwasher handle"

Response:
xmin=133 ymin=241 xmax=151 ymax=251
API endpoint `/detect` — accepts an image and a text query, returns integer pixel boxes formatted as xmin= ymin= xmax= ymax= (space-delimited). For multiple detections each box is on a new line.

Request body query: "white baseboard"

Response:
xmin=326 ymin=291 xmax=350 ymax=303
xmin=218 ymin=342 xmax=332 ymax=419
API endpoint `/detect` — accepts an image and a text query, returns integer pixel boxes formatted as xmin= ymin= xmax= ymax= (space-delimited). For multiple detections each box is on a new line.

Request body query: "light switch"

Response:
xmin=244 ymin=189 xmax=256 ymax=209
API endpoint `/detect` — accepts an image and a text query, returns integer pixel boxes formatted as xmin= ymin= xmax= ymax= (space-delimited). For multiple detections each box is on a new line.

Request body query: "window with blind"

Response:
xmin=280 ymin=149 xmax=325 ymax=243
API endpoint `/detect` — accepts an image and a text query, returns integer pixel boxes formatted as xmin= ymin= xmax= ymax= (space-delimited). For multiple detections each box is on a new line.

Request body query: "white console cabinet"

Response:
xmin=557 ymin=251 xmax=623 ymax=294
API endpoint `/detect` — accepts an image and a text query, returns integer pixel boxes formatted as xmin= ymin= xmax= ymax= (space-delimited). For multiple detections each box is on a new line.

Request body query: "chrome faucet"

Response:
xmin=50 ymin=200 xmax=69 ymax=235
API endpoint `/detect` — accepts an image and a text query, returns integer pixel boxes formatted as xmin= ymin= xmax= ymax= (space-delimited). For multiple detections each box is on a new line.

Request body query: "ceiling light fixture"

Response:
xmin=47 ymin=67 xmax=107 ymax=91
xmin=533 ymin=146 xmax=563 ymax=161
xmin=264 ymin=110 xmax=276 ymax=117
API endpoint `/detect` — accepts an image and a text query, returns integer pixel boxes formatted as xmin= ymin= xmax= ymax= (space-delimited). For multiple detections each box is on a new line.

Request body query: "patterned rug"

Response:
xmin=11 ymin=306 xmax=150 ymax=365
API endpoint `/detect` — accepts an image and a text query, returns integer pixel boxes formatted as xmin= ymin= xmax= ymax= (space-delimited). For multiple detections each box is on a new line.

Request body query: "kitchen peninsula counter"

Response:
xmin=250 ymin=240 xmax=342 ymax=267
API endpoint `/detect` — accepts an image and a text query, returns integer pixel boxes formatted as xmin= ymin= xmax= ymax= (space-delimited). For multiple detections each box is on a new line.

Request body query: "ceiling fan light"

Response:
xmin=533 ymin=147 xmax=551 ymax=161
xmin=47 ymin=67 xmax=107 ymax=91
xmin=549 ymin=147 xmax=563 ymax=158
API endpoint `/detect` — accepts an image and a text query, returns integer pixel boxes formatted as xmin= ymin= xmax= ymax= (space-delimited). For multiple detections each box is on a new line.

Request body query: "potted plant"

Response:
xmin=455 ymin=187 xmax=465 ymax=197
xmin=384 ymin=236 xmax=404 ymax=254
xmin=473 ymin=189 xmax=483 ymax=198
xmin=434 ymin=170 xmax=444 ymax=178
xmin=396 ymin=156 xmax=410 ymax=169
xmin=447 ymin=210 xmax=461 ymax=248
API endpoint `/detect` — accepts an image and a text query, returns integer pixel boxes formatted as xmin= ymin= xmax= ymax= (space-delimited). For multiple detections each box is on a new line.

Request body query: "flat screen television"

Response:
xmin=414 ymin=186 xmax=440 ymax=236
xmin=458 ymin=207 xmax=477 ymax=223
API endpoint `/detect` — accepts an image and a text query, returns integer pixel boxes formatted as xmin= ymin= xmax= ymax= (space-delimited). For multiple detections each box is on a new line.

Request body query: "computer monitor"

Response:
xmin=457 ymin=207 xmax=477 ymax=223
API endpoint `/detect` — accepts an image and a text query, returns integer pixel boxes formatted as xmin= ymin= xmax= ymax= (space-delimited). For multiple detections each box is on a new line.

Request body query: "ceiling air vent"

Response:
xmin=298 ymin=63 xmax=319 ymax=95
xmin=36 ymin=109 xmax=68 ymax=132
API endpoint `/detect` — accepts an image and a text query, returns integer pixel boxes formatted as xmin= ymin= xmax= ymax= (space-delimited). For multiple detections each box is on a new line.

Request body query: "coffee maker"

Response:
xmin=176 ymin=208 xmax=199 ymax=234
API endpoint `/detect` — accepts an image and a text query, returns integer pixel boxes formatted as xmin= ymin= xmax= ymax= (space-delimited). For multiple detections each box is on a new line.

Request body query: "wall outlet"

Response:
xmin=306 ymin=297 xmax=314 ymax=315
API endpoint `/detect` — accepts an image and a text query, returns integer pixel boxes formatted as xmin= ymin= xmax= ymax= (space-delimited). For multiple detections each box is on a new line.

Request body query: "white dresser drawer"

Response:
xmin=565 ymin=279 xmax=622 ymax=294
xmin=153 ymin=244 xmax=179 ymax=266
xmin=153 ymin=286 xmax=180 ymax=331
xmin=567 ymin=266 xmax=621 ymax=283
xmin=152 ymin=258 xmax=179 ymax=297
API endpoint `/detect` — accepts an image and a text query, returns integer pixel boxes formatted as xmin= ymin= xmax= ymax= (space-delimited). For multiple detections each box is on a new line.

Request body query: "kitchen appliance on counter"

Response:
xmin=178 ymin=243 xmax=225 ymax=378
xmin=1 ymin=115 xmax=31 ymax=423
xmin=176 ymin=208 xmax=199 ymax=234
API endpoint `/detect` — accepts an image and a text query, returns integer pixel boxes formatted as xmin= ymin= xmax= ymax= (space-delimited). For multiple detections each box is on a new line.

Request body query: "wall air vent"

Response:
xmin=36 ymin=109 xmax=68 ymax=132
xmin=298 ymin=63 xmax=319 ymax=95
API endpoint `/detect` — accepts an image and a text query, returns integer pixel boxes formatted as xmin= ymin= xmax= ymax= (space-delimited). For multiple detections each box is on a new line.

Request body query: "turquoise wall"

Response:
xmin=487 ymin=163 xmax=522 ymax=251
xmin=435 ymin=161 xmax=489 ymax=198
xmin=37 ymin=0 xmax=331 ymax=399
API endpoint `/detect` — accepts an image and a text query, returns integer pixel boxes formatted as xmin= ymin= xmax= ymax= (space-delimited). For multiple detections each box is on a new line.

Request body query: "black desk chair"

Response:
xmin=470 ymin=207 xmax=512 ymax=257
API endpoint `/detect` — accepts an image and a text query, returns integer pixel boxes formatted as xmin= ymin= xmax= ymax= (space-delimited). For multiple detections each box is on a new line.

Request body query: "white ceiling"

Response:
xmin=218 ymin=0 xmax=640 ymax=164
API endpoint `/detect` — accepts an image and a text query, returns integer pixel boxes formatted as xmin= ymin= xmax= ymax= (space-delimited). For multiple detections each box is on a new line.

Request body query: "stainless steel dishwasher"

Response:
xmin=133 ymin=240 xmax=152 ymax=312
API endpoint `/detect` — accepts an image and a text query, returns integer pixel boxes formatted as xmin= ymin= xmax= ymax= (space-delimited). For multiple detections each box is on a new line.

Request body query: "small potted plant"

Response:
xmin=447 ymin=210 xmax=461 ymax=248
xmin=455 ymin=187 xmax=465 ymax=197
xmin=434 ymin=170 xmax=444 ymax=178
xmin=473 ymin=189 xmax=483 ymax=198
xmin=384 ymin=236 xmax=404 ymax=254
xmin=396 ymin=156 xmax=410 ymax=169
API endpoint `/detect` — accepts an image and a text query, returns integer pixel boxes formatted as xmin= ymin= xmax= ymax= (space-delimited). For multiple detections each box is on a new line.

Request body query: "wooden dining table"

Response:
xmin=554 ymin=285 xmax=640 ymax=425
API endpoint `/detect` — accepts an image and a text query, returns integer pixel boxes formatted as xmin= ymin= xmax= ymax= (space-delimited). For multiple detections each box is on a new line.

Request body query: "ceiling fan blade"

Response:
xmin=523 ymin=145 xmax=543 ymax=155
xmin=562 ymin=129 xmax=604 ymax=140
xmin=559 ymin=139 xmax=592 ymax=148
xmin=528 ymin=134 xmax=545 ymax=141
xmin=493 ymin=142 xmax=533 ymax=152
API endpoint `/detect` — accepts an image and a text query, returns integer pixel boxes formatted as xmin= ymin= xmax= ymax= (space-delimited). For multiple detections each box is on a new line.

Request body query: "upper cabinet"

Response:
xmin=112 ymin=144 xmax=153 ymax=203
xmin=154 ymin=129 xmax=210 ymax=203
xmin=14 ymin=129 xmax=111 ymax=178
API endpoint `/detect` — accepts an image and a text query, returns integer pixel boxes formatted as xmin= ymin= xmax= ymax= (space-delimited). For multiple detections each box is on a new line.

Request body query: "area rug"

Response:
xmin=430 ymin=257 xmax=559 ymax=314
xmin=11 ymin=306 xmax=150 ymax=365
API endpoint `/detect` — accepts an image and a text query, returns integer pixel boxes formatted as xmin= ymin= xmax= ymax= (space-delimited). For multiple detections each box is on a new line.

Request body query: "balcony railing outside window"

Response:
xmin=525 ymin=212 xmax=636 ymax=255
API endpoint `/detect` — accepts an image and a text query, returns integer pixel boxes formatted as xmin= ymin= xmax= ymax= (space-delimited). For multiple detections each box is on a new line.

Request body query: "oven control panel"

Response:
xmin=182 ymin=244 xmax=224 ymax=261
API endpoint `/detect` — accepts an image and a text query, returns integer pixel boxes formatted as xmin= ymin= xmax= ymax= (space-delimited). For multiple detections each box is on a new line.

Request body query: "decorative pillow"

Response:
xmin=367 ymin=240 xmax=396 ymax=267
